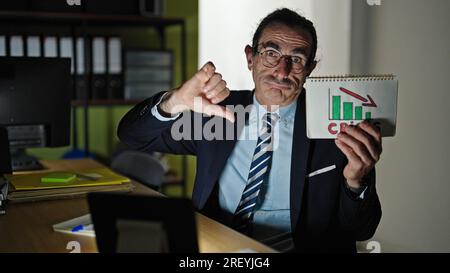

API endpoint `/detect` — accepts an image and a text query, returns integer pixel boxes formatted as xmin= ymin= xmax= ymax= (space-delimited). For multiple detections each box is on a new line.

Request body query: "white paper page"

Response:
xmin=53 ymin=214 xmax=95 ymax=237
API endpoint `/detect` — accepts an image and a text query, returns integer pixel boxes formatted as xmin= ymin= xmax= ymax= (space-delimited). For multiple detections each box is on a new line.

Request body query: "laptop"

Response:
xmin=88 ymin=192 xmax=199 ymax=253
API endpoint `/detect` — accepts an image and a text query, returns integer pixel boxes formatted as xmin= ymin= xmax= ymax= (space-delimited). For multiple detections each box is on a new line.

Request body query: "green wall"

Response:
xmin=28 ymin=0 xmax=198 ymax=197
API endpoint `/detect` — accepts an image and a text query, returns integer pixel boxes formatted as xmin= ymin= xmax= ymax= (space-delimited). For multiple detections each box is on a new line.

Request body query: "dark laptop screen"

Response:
xmin=88 ymin=193 xmax=199 ymax=253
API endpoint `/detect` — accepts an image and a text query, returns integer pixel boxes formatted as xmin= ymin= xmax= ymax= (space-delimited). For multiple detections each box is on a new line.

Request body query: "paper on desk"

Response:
xmin=53 ymin=214 xmax=95 ymax=237
xmin=7 ymin=167 xmax=130 ymax=191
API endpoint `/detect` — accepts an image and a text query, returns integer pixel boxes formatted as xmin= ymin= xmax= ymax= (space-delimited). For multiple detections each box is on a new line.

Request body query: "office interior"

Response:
xmin=0 ymin=0 xmax=449 ymax=253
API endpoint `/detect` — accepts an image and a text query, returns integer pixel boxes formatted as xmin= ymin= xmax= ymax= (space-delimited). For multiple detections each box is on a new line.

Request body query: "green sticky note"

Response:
xmin=41 ymin=172 xmax=76 ymax=183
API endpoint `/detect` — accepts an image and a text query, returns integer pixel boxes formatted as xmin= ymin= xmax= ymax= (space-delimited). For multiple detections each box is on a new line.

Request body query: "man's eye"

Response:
xmin=291 ymin=56 xmax=303 ymax=64
xmin=266 ymin=50 xmax=279 ymax=57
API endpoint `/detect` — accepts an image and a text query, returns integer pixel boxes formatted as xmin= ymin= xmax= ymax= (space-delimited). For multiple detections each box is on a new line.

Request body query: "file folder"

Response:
xmin=6 ymin=167 xmax=131 ymax=191
xmin=26 ymin=36 xmax=41 ymax=57
xmin=10 ymin=36 xmax=24 ymax=57
xmin=44 ymin=36 xmax=57 ymax=57
xmin=92 ymin=37 xmax=107 ymax=99
xmin=60 ymin=37 xmax=74 ymax=73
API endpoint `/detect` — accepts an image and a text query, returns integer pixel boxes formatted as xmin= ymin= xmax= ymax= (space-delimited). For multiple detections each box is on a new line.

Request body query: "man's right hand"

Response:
xmin=159 ymin=62 xmax=235 ymax=122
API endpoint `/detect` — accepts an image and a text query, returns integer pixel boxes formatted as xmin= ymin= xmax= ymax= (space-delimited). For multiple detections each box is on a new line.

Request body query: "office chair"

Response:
xmin=111 ymin=150 xmax=165 ymax=191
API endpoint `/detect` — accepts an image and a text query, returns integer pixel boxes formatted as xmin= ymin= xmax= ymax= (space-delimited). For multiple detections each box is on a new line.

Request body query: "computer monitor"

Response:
xmin=0 ymin=57 xmax=71 ymax=172
xmin=0 ymin=127 xmax=11 ymax=174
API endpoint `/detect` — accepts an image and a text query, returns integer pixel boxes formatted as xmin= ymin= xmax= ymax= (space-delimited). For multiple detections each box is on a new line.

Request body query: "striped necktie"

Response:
xmin=233 ymin=112 xmax=279 ymax=233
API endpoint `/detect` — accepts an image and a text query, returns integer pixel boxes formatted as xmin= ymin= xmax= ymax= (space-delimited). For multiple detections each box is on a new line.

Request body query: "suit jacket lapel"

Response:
xmin=290 ymin=90 xmax=311 ymax=232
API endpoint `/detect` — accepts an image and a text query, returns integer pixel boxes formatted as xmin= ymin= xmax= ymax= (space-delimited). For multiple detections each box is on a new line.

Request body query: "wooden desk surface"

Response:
xmin=0 ymin=159 xmax=275 ymax=253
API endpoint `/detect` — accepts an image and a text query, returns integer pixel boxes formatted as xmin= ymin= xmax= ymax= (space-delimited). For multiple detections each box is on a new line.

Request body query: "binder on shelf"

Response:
xmin=125 ymin=50 xmax=172 ymax=67
xmin=0 ymin=36 xmax=5 ymax=56
xmin=107 ymin=74 xmax=124 ymax=99
xmin=60 ymin=37 xmax=74 ymax=73
xmin=125 ymin=82 xmax=172 ymax=100
xmin=44 ymin=36 xmax=57 ymax=57
xmin=125 ymin=50 xmax=173 ymax=100
xmin=26 ymin=36 xmax=41 ymax=57
xmin=92 ymin=37 xmax=107 ymax=99
xmin=76 ymin=37 xmax=85 ymax=76
xmin=75 ymin=37 xmax=87 ymax=100
xmin=107 ymin=37 xmax=124 ymax=99
xmin=125 ymin=67 xmax=172 ymax=82
xmin=10 ymin=36 xmax=24 ymax=57
xmin=108 ymin=37 xmax=122 ymax=74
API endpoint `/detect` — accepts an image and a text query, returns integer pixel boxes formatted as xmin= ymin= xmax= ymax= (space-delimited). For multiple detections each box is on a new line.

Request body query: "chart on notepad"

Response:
xmin=328 ymin=87 xmax=377 ymax=121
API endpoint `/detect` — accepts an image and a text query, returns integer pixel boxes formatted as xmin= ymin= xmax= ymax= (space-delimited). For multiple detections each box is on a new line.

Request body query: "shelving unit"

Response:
xmin=71 ymin=99 xmax=142 ymax=107
xmin=0 ymin=10 xmax=188 ymax=196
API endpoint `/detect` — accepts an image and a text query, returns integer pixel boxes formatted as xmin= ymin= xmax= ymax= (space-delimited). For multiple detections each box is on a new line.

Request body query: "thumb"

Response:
xmin=203 ymin=103 xmax=235 ymax=123
xmin=196 ymin=61 xmax=216 ymax=82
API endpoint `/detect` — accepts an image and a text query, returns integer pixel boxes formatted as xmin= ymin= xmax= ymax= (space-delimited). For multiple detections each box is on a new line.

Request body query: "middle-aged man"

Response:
xmin=118 ymin=8 xmax=382 ymax=252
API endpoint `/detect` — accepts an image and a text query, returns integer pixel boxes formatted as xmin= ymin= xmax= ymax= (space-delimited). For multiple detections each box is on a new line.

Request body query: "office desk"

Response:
xmin=0 ymin=159 xmax=275 ymax=253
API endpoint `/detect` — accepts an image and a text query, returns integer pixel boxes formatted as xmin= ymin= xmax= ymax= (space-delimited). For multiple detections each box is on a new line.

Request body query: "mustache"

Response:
xmin=264 ymin=76 xmax=295 ymax=88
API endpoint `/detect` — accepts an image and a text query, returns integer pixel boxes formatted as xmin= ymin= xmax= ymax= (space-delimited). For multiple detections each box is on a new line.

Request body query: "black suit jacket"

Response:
xmin=118 ymin=90 xmax=382 ymax=252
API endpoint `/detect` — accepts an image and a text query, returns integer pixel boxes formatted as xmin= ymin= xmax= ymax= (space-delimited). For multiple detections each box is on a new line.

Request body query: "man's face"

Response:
xmin=246 ymin=23 xmax=316 ymax=108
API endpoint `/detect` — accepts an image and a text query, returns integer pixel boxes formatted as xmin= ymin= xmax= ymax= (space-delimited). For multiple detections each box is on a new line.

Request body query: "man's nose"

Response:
xmin=274 ymin=57 xmax=292 ymax=79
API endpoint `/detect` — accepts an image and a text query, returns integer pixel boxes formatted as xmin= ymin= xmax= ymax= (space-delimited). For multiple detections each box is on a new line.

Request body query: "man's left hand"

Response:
xmin=334 ymin=121 xmax=382 ymax=189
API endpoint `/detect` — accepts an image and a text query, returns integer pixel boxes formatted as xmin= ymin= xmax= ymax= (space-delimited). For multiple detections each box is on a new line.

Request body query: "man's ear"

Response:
xmin=305 ymin=60 xmax=317 ymax=77
xmin=245 ymin=45 xmax=254 ymax=71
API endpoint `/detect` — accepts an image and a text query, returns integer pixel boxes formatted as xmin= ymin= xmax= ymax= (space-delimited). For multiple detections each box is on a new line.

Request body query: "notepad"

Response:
xmin=6 ymin=167 xmax=131 ymax=191
xmin=305 ymin=75 xmax=398 ymax=139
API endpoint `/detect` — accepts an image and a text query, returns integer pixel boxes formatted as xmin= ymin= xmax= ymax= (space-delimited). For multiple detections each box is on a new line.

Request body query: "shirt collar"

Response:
xmin=248 ymin=93 xmax=297 ymax=126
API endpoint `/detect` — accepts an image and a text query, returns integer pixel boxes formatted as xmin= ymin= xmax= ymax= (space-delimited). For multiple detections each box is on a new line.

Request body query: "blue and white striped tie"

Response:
xmin=234 ymin=112 xmax=279 ymax=233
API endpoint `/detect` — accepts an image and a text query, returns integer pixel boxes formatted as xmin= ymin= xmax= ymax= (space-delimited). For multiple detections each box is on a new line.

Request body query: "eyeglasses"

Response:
xmin=256 ymin=46 xmax=308 ymax=73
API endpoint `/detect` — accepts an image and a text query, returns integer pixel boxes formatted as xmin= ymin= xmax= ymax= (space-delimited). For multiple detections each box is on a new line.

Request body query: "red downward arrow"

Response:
xmin=339 ymin=87 xmax=377 ymax=107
